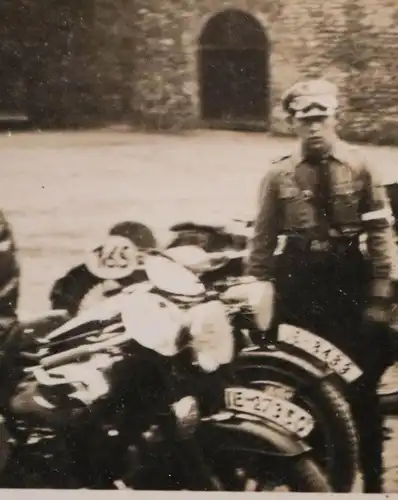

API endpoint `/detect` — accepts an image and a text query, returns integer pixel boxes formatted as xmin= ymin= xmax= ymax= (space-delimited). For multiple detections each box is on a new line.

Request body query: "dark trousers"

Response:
xmin=274 ymin=246 xmax=391 ymax=492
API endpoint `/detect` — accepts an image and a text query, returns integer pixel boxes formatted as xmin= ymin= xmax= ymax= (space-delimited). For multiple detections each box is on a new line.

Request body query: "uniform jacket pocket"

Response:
xmin=331 ymin=192 xmax=361 ymax=224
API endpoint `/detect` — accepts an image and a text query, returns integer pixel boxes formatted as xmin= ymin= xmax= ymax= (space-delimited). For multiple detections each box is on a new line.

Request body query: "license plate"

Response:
xmin=278 ymin=324 xmax=363 ymax=383
xmin=224 ymin=387 xmax=314 ymax=438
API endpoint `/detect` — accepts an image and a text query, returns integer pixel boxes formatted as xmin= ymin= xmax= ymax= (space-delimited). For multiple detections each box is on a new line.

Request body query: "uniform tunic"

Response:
xmin=247 ymin=139 xmax=395 ymax=304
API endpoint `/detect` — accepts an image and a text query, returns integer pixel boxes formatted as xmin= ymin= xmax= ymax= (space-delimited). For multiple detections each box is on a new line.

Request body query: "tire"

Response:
xmin=233 ymin=357 xmax=358 ymax=492
xmin=287 ymin=456 xmax=331 ymax=492
xmin=209 ymin=453 xmax=331 ymax=492
xmin=200 ymin=419 xmax=331 ymax=492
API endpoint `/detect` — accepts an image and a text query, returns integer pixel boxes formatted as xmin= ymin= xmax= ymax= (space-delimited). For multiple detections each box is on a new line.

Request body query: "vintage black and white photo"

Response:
xmin=0 ymin=0 xmax=397 ymax=494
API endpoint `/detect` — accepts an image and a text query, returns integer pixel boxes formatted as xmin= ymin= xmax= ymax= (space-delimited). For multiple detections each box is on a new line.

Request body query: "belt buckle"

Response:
xmin=310 ymin=239 xmax=330 ymax=252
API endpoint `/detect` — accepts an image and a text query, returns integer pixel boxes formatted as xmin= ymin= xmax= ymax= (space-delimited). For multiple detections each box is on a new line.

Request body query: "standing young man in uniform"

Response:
xmin=245 ymin=79 xmax=395 ymax=493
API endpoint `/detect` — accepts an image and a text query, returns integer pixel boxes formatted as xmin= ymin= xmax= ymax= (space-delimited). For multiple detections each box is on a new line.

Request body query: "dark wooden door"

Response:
xmin=199 ymin=10 xmax=268 ymax=128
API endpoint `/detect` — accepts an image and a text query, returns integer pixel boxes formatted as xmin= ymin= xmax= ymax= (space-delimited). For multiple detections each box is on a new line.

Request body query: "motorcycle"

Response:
xmin=0 ymin=249 xmax=330 ymax=491
xmin=46 ymin=242 xmax=359 ymax=491
xmin=46 ymin=217 xmax=396 ymax=490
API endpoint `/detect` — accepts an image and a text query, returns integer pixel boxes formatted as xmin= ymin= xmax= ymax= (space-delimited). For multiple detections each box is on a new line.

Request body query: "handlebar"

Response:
xmin=39 ymin=331 xmax=131 ymax=369
xmin=35 ymin=257 xmax=255 ymax=372
xmin=214 ymin=276 xmax=258 ymax=317
xmin=202 ymin=249 xmax=248 ymax=266
xmin=38 ymin=282 xmax=252 ymax=369
xmin=206 ymin=249 xmax=248 ymax=260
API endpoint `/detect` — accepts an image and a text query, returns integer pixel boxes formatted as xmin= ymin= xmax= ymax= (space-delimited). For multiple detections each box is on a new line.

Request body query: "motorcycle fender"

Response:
xmin=237 ymin=348 xmax=331 ymax=384
xmin=200 ymin=416 xmax=310 ymax=459
xmin=276 ymin=324 xmax=363 ymax=385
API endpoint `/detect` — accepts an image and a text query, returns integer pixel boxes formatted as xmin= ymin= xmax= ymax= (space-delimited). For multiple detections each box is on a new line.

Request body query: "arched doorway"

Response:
xmin=198 ymin=9 xmax=269 ymax=130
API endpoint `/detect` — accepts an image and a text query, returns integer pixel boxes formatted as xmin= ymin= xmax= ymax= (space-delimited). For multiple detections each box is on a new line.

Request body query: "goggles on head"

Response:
xmin=290 ymin=94 xmax=338 ymax=118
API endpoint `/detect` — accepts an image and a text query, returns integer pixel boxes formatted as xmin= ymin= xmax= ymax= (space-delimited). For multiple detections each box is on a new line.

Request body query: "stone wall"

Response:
xmin=0 ymin=0 xmax=32 ymax=115
xmin=127 ymin=0 xmax=398 ymax=143
xmin=3 ymin=0 xmax=398 ymax=143
xmin=337 ymin=0 xmax=398 ymax=144
xmin=0 ymin=0 xmax=97 ymax=127
xmin=129 ymin=0 xmax=196 ymax=129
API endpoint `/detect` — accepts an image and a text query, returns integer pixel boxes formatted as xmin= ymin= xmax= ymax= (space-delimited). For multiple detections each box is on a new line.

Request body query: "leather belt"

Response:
xmin=285 ymin=236 xmax=360 ymax=255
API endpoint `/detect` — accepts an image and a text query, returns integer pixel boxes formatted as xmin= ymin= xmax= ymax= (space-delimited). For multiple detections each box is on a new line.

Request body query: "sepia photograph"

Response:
xmin=0 ymin=0 xmax=397 ymax=495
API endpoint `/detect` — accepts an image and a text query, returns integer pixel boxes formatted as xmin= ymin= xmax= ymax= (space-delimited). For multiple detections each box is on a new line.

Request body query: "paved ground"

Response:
xmin=1 ymin=128 xmax=398 ymax=491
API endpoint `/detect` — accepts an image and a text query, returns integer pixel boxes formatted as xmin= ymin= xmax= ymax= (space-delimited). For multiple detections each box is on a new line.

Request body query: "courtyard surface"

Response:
xmin=1 ymin=128 xmax=398 ymax=491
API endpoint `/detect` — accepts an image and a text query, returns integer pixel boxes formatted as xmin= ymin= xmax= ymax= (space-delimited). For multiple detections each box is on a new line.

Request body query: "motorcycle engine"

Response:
xmin=10 ymin=353 xmax=121 ymax=427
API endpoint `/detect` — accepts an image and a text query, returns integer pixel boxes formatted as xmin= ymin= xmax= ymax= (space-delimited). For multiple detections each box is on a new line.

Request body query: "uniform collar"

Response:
xmin=290 ymin=139 xmax=350 ymax=166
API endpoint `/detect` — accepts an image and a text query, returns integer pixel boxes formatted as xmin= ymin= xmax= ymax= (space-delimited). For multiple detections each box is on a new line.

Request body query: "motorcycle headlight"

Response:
xmin=121 ymin=292 xmax=187 ymax=357
xmin=188 ymin=300 xmax=235 ymax=373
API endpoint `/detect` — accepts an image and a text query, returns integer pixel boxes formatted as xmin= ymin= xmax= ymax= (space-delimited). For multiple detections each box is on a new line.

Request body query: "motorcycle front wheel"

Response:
xmin=205 ymin=448 xmax=329 ymax=491
xmin=198 ymin=418 xmax=331 ymax=492
xmin=124 ymin=417 xmax=331 ymax=492
xmin=232 ymin=353 xmax=358 ymax=492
